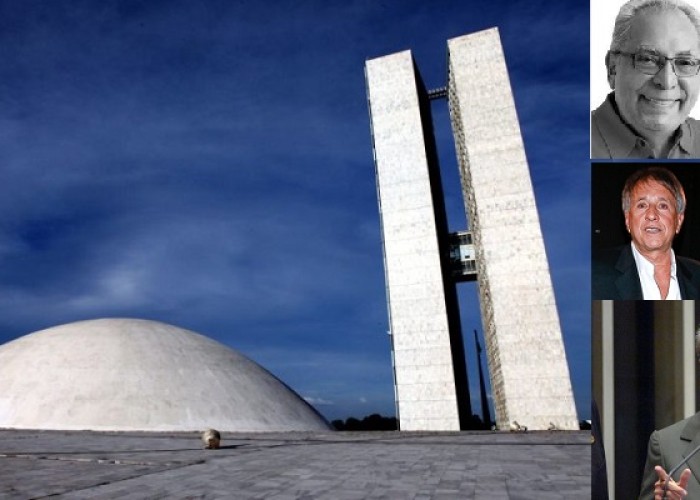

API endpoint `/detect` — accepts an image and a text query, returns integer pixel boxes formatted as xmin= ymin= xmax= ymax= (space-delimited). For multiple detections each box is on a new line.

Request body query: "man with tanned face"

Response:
xmin=592 ymin=0 xmax=700 ymax=158
xmin=592 ymin=166 xmax=700 ymax=299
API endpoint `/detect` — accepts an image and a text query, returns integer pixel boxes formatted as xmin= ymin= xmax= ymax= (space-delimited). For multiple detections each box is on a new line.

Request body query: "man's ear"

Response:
xmin=605 ymin=51 xmax=616 ymax=89
xmin=677 ymin=212 xmax=685 ymax=234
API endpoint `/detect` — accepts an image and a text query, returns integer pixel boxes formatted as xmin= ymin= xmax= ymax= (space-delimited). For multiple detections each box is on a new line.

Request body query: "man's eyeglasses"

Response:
xmin=610 ymin=50 xmax=700 ymax=77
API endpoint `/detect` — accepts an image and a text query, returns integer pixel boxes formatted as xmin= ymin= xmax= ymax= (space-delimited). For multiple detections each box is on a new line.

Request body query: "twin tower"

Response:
xmin=365 ymin=28 xmax=578 ymax=431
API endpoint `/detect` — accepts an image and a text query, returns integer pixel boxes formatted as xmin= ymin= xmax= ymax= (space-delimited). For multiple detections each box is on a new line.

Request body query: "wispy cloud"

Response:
xmin=304 ymin=397 xmax=334 ymax=406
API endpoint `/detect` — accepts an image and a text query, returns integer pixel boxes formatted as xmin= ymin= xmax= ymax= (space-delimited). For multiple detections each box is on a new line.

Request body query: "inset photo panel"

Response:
xmin=592 ymin=300 xmax=700 ymax=499
xmin=591 ymin=0 xmax=700 ymax=159
xmin=592 ymin=162 xmax=700 ymax=300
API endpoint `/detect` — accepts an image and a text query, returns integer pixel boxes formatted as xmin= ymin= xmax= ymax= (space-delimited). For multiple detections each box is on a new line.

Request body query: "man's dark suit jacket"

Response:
xmin=592 ymin=400 xmax=609 ymax=500
xmin=639 ymin=413 xmax=700 ymax=499
xmin=592 ymin=245 xmax=700 ymax=300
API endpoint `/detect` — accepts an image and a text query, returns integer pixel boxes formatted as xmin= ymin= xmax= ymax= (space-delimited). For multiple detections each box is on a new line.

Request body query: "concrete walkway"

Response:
xmin=0 ymin=429 xmax=590 ymax=499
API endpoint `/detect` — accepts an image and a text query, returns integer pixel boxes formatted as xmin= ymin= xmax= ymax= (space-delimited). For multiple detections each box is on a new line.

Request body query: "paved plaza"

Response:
xmin=0 ymin=429 xmax=590 ymax=499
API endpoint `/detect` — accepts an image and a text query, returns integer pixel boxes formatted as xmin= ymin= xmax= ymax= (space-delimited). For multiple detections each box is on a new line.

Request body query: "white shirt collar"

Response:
xmin=630 ymin=242 xmax=681 ymax=300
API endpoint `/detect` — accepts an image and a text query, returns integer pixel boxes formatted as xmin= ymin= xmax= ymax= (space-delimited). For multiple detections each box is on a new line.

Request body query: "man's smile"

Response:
xmin=643 ymin=96 xmax=679 ymax=105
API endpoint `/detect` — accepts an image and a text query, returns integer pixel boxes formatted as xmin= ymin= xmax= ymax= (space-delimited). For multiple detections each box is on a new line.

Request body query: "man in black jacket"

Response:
xmin=593 ymin=166 xmax=700 ymax=300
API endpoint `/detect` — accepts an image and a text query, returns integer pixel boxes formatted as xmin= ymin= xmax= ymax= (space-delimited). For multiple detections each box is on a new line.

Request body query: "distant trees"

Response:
xmin=332 ymin=413 xmax=493 ymax=431
xmin=332 ymin=413 xmax=398 ymax=431
xmin=333 ymin=414 xmax=593 ymax=430
xmin=465 ymin=414 xmax=491 ymax=430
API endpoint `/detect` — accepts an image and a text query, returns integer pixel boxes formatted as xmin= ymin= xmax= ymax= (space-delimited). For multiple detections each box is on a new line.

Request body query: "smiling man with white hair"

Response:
xmin=592 ymin=0 xmax=700 ymax=158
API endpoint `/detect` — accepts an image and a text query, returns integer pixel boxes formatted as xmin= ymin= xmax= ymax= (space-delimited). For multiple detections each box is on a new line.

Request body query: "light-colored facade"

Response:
xmin=366 ymin=28 xmax=578 ymax=431
xmin=365 ymin=51 xmax=470 ymax=431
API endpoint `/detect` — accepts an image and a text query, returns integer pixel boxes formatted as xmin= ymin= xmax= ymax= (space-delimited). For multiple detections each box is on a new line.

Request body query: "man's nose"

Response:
xmin=645 ymin=207 xmax=659 ymax=220
xmin=653 ymin=59 xmax=679 ymax=89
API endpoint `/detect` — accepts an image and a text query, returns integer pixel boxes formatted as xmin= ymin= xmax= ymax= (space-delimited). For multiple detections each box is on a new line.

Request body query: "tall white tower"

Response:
xmin=365 ymin=28 xmax=578 ymax=431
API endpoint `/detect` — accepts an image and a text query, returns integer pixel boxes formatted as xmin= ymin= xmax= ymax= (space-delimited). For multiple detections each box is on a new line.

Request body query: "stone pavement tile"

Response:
xmin=0 ymin=456 xmax=172 ymax=499
xmin=1 ymin=430 xmax=590 ymax=499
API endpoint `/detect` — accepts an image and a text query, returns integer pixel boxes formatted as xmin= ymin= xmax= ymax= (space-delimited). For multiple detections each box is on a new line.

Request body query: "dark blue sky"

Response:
xmin=0 ymin=0 xmax=590 ymax=422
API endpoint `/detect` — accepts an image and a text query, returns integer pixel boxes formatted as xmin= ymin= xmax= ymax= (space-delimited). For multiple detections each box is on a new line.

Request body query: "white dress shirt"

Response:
xmin=631 ymin=242 xmax=682 ymax=300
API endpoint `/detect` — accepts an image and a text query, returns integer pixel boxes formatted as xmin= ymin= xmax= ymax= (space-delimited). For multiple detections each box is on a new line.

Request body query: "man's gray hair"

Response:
xmin=621 ymin=166 xmax=686 ymax=214
xmin=610 ymin=0 xmax=700 ymax=52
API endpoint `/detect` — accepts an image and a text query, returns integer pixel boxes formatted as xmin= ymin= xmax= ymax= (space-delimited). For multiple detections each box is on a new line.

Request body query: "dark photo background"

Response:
xmin=592 ymin=162 xmax=700 ymax=261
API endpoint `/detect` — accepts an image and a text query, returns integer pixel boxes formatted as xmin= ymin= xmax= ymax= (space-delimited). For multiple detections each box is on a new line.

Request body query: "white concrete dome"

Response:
xmin=0 ymin=318 xmax=331 ymax=432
